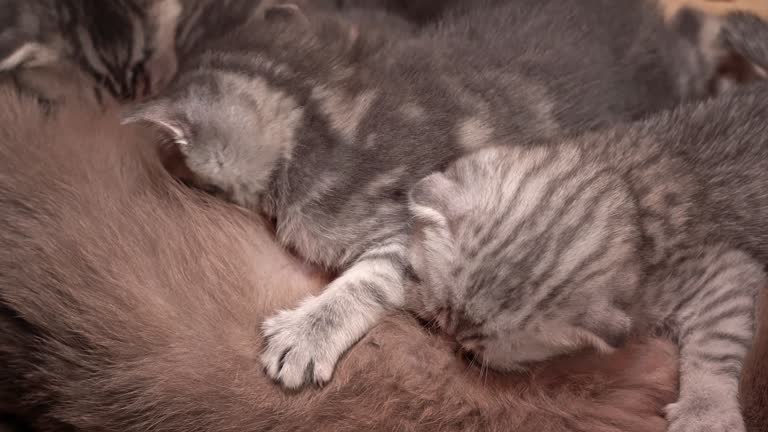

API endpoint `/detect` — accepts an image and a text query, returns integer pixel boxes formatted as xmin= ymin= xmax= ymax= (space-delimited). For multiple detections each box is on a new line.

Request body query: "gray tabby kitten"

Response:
xmin=0 ymin=0 xmax=182 ymax=100
xmin=0 ymin=0 xmax=431 ymax=102
xmin=123 ymin=0 xmax=727 ymax=389
xmin=405 ymin=11 xmax=768 ymax=432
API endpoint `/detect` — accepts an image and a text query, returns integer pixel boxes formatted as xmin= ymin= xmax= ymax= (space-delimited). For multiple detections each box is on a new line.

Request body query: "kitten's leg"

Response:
xmin=664 ymin=248 xmax=763 ymax=432
xmin=261 ymin=238 xmax=408 ymax=389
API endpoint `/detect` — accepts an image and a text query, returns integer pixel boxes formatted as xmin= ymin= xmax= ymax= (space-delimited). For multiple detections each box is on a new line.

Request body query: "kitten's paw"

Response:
xmin=260 ymin=297 xmax=349 ymax=389
xmin=665 ymin=394 xmax=745 ymax=432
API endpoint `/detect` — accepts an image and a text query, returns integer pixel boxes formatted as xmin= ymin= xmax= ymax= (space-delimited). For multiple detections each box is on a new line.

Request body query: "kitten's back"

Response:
xmin=422 ymin=0 xmax=703 ymax=131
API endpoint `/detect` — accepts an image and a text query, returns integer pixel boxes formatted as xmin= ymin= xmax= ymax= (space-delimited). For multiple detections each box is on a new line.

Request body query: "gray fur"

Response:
xmin=406 ymin=12 xmax=768 ymax=432
xmin=0 ymin=0 xmax=425 ymax=102
xmin=0 ymin=0 xmax=182 ymax=100
xmin=124 ymin=0 xmax=726 ymax=389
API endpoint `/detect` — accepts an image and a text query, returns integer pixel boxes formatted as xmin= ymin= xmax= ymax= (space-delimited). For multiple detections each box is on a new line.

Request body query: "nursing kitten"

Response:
xmin=0 ymin=0 xmax=431 ymax=102
xmin=0 ymin=0 xmax=183 ymax=100
xmin=405 ymin=11 xmax=768 ymax=432
xmin=123 ymin=0 xmax=728 ymax=389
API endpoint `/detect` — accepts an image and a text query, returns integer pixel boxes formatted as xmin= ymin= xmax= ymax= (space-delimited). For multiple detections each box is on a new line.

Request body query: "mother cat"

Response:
xmin=125 ymin=0 xmax=744 ymax=389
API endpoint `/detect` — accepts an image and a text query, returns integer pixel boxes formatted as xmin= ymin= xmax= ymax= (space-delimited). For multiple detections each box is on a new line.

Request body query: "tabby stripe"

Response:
xmin=671 ymin=260 xmax=735 ymax=315
xmin=518 ymin=175 xmax=617 ymax=319
xmin=698 ymin=331 xmax=752 ymax=349
xmin=682 ymin=305 xmax=755 ymax=340
xmin=693 ymin=352 xmax=745 ymax=366
xmin=698 ymin=286 xmax=754 ymax=317
xmin=468 ymin=147 xmax=564 ymax=258
xmin=548 ymin=264 xmax=623 ymax=314
xmin=522 ymin=235 xmax=612 ymax=326
xmin=466 ymin=159 xmax=586 ymax=293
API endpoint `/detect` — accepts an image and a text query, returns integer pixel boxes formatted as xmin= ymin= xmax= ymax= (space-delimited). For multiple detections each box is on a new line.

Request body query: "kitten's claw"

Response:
xmin=260 ymin=297 xmax=347 ymax=389
xmin=665 ymin=394 xmax=745 ymax=432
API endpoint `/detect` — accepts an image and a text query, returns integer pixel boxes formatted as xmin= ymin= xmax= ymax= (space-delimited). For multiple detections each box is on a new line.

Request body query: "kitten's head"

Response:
xmin=406 ymin=146 xmax=641 ymax=371
xmin=122 ymin=69 xmax=305 ymax=208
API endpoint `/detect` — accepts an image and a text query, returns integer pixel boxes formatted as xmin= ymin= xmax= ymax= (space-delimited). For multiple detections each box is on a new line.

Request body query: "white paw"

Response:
xmin=261 ymin=296 xmax=354 ymax=389
xmin=665 ymin=394 xmax=745 ymax=432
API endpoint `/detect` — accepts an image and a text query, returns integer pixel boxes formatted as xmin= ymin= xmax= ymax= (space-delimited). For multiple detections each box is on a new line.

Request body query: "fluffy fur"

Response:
xmin=0 ymin=75 xmax=684 ymax=432
xmin=123 ymin=0 xmax=731 ymax=389
xmin=405 ymin=12 xmax=768 ymax=432
xmin=0 ymin=0 xmax=182 ymax=100
xmin=0 ymin=0 xmax=427 ymax=102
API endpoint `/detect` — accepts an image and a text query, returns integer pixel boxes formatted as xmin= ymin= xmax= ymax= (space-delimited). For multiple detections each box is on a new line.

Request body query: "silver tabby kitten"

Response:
xmin=0 ymin=0 xmax=183 ymax=100
xmin=405 ymin=11 xmax=768 ymax=432
xmin=123 ymin=0 xmax=729 ymax=389
xmin=0 ymin=0 xmax=438 ymax=102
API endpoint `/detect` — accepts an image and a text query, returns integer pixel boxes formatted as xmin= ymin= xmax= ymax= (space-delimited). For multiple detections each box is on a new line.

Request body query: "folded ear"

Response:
xmin=408 ymin=172 xmax=461 ymax=229
xmin=121 ymin=99 xmax=190 ymax=147
xmin=671 ymin=7 xmax=768 ymax=97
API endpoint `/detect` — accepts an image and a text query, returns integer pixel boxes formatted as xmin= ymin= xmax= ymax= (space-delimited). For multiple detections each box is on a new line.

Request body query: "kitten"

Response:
xmin=405 ymin=11 xmax=768 ymax=432
xmin=0 ymin=0 xmax=428 ymax=102
xmin=0 ymin=76 xmax=681 ymax=432
xmin=123 ymin=0 xmax=733 ymax=389
xmin=0 ymin=0 xmax=183 ymax=100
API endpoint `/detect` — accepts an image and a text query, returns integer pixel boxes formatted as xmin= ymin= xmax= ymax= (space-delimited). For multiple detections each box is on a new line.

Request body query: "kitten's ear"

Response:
xmin=121 ymin=100 xmax=190 ymax=147
xmin=671 ymin=8 xmax=768 ymax=97
xmin=409 ymin=172 xmax=461 ymax=227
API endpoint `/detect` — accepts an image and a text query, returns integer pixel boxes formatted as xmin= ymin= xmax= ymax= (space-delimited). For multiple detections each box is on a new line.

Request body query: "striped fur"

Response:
xmin=406 ymin=12 xmax=768 ymax=432
xmin=0 ymin=0 xmax=435 ymax=102
xmin=0 ymin=0 xmax=183 ymax=100
xmin=123 ymin=0 xmax=728 ymax=389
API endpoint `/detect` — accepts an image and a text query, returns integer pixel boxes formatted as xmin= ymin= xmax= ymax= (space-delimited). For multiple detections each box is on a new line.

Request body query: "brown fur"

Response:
xmin=0 ymin=76 xmax=685 ymax=431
